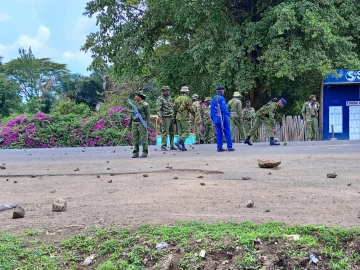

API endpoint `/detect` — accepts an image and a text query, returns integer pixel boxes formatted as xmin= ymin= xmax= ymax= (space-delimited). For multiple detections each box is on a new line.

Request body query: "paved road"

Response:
xmin=1 ymin=140 xmax=359 ymax=231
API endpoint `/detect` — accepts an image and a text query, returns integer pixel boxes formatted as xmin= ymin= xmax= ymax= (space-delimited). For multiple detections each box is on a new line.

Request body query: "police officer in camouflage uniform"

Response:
xmin=156 ymin=86 xmax=176 ymax=151
xmin=192 ymin=94 xmax=202 ymax=144
xmin=244 ymin=98 xmax=286 ymax=146
xmin=174 ymin=86 xmax=195 ymax=151
xmin=127 ymin=91 xmax=150 ymax=158
xmin=202 ymin=97 xmax=215 ymax=144
xmin=242 ymin=100 xmax=256 ymax=135
xmin=228 ymin=91 xmax=244 ymax=142
xmin=301 ymin=95 xmax=320 ymax=141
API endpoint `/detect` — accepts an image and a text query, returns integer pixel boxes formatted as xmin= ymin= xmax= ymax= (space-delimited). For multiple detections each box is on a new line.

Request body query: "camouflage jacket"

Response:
xmin=174 ymin=95 xmax=194 ymax=120
xmin=201 ymin=103 xmax=212 ymax=123
xmin=128 ymin=101 xmax=150 ymax=127
xmin=242 ymin=107 xmax=256 ymax=122
xmin=301 ymin=101 xmax=320 ymax=119
xmin=256 ymin=102 xmax=279 ymax=122
xmin=156 ymin=94 xmax=173 ymax=118
xmin=192 ymin=100 xmax=202 ymax=123
xmin=227 ymin=98 xmax=243 ymax=118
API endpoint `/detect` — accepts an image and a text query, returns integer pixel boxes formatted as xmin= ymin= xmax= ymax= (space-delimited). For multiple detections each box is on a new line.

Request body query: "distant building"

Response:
xmin=323 ymin=70 xmax=360 ymax=140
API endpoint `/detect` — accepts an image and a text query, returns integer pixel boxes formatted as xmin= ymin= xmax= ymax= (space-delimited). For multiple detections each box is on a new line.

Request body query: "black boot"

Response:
xmin=244 ymin=136 xmax=252 ymax=145
xmin=181 ymin=143 xmax=187 ymax=151
xmin=175 ymin=139 xmax=183 ymax=150
xmin=270 ymin=137 xmax=280 ymax=146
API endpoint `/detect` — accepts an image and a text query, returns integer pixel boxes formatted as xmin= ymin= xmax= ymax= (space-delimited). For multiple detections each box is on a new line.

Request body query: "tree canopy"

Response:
xmin=82 ymin=0 xmax=360 ymax=111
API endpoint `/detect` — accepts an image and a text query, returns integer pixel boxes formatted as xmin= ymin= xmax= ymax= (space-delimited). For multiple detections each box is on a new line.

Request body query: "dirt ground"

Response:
xmin=1 ymin=141 xmax=360 ymax=235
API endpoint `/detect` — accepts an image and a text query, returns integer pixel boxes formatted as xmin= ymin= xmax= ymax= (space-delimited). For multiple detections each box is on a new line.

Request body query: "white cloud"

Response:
xmin=0 ymin=25 xmax=54 ymax=61
xmin=62 ymin=49 xmax=93 ymax=66
xmin=0 ymin=12 xmax=10 ymax=23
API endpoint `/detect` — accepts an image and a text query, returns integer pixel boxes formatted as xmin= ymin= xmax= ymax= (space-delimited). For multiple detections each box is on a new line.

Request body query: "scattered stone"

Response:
xmin=192 ymin=147 xmax=195 ymax=149
xmin=283 ymin=234 xmax=300 ymax=241
xmin=131 ymin=147 xmax=133 ymax=149
xmin=82 ymin=150 xmax=85 ymax=152
xmin=13 ymin=207 xmax=25 ymax=219
xmin=74 ymin=168 xmax=80 ymax=171
xmin=2 ymin=163 xmax=5 ymax=165
xmin=163 ymin=152 xmax=166 ymax=154
xmin=200 ymin=183 xmax=206 ymax=186
xmin=347 ymin=183 xmax=352 ymax=186
xmin=199 ymin=250 xmax=206 ymax=258
xmin=6 ymin=179 xmax=9 ymax=181
xmin=166 ymin=166 xmax=169 ymax=168
xmin=30 ymin=175 xmax=36 ymax=178
xmin=83 ymin=255 xmax=95 ymax=266
xmin=0 ymin=165 xmax=6 ymax=170
xmin=242 ymin=176 xmax=251 ymax=180
xmin=257 ymin=159 xmax=281 ymax=168
xmin=267 ymin=172 xmax=272 ymax=175
xmin=52 ymin=198 xmax=67 ymax=212
xmin=108 ymin=180 xmax=112 ymax=183
xmin=110 ymin=173 xmax=115 ymax=176
xmin=0 ymin=202 xmax=18 ymax=211
xmin=50 ymin=190 xmax=56 ymax=193
xmin=254 ymin=238 xmax=262 ymax=245
xmin=143 ymin=174 xmax=149 ymax=177
xmin=173 ymin=154 xmax=176 ymax=155
xmin=97 ymin=175 xmax=101 ymax=178
xmin=169 ymin=167 xmax=173 ymax=169
xmin=154 ymin=149 xmax=157 ymax=151
xmin=196 ymin=239 xmax=202 ymax=243
xmin=283 ymin=142 xmax=288 ymax=146
xmin=14 ymin=181 xmax=18 ymax=184
xmin=107 ymin=161 xmax=110 ymax=163
xmin=265 ymin=209 xmax=270 ymax=212
xmin=156 ymin=242 xmax=168 ymax=249
xmin=112 ymin=150 xmax=115 ymax=153
xmin=173 ymin=176 xmax=178 ymax=179
xmin=246 ymin=200 xmax=254 ymax=208
xmin=156 ymin=254 xmax=173 ymax=270
xmin=107 ymin=168 xmax=111 ymax=170
xmin=197 ymin=175 xmax=204 ymax=178
xmin=327 ymin=172 xmax=337 ymax=178
xmin=197 ymin=152 xmax=199 ymax=154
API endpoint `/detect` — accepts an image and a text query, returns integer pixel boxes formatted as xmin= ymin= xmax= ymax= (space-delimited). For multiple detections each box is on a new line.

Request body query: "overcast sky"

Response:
xmin=0 ymin=0 xmax=98 ymax=74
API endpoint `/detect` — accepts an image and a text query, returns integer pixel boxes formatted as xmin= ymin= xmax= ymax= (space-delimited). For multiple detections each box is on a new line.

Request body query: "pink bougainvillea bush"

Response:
xmin=0 ymin=107 xmax=157 ymax=149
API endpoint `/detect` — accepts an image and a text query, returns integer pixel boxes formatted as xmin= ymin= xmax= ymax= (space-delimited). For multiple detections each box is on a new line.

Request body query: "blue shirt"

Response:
xmin=210 ymin=94 xmax=231 ymax=123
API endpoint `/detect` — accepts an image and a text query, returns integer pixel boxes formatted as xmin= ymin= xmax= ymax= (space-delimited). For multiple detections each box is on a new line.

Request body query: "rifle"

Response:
xmin=264 ymin=97 xmax=278 ymax=107
xmin=127 ymin=99 xmax=148 ymax=129
xmin=215 ymin=95 xmax=224 ymax=135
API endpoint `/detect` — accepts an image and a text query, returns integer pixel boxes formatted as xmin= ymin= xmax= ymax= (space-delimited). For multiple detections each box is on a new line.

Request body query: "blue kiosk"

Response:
xmin=323 ymin=70 xmax=360 ymax=140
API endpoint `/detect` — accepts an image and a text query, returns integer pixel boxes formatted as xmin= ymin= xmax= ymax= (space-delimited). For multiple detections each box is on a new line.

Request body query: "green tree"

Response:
xmin=82 ymin=0 xmax=360 ymax=110
xmin=58 ymin=73 xmax=103 ymax=109
xmin=0 ymin=56 xmax=22 ymax=118
xmin=3 ymin=48 xmax=68 ymax=110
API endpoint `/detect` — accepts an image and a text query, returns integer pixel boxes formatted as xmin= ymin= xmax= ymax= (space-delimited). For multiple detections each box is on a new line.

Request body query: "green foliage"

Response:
xmin=0 ymin=73 xmax=22 ymax=117
xmin=52 ymin=100 xmax=91 ymax=117
xmin=3 ymin=47 xmax=68 ymax=102
xmin=83 ymin=0 xmax=360 ymax=110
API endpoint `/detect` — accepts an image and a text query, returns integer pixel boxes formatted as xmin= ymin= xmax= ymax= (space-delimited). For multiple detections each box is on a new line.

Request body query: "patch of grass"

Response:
xmin=1 ymin=222 xmax=360 ymax=269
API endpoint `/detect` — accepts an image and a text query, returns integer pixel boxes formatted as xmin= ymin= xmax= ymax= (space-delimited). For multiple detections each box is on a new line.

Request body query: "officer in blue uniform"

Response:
xmin=210 ymin=86 xmax=235 ymax=152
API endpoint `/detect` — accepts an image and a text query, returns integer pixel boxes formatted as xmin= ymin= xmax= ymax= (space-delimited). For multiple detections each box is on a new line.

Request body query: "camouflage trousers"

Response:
xmin=230 ymin=117 xmax=245 ymax=141
xmin=247 ymin=115 xmax=274 ymax=138
xmin=204 ymin=122 xmax=215 ymax=143
xmin=177 ymin=120 xmax=190 ymax=143
xmin=160 ymin=116 xmax=175 ymax=147
xmin=194 ymin=122 xmax=201 ymax=143
xmin=132 ymin=122 xmax=148 ymax=156
xmin=243 ymin=121 xmax=252 ymax=136
xmin=306 ymin=117 xmax=318 ymax=141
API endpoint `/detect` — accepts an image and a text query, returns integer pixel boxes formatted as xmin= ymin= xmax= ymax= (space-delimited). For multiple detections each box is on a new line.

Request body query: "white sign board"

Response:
xmin=346 ymin=101 xmax=360 ymax=106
